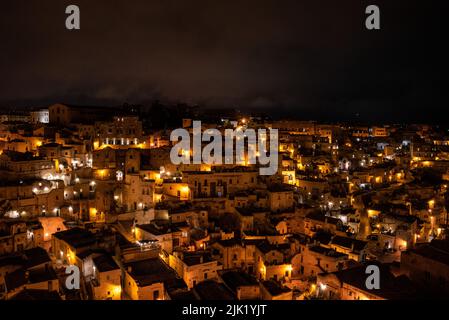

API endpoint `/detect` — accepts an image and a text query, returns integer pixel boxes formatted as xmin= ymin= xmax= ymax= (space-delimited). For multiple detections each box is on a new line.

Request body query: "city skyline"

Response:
xmin=1 ymin=0 xmax=447 ymax=124
xmin=0 ymin=0 xmax=448 ymax=305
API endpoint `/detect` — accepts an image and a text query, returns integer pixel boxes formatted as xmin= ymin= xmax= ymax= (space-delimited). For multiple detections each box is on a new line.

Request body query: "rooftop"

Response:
xmin=193 ymin=280 xmax=235 ymax=300
xmin=53 ymin=227 xmax=97 ymax=249
xmin=23 ymin=247 xmax=51 ymax=269
xmin=219 ymin=270 xmax=259 ymax=292
xmin=93 ymin=254 xmax=120 ymax=273
xmin=329 ymin=263 xmax=416 ymax=299
xmin=331 ymin=235 xmax=368 ymax=252
xmin=1 ymin=150 xmax=45 ymax=162
xmin=309 ymin=245 xmax=348 ymax=258
xmin=407 ymin=239 xmax=449 ymax=267
xmin=125 ymin=258 xmax=186 ymax=289
xmin=306 ymin=211 xmax=342 ymax=226
xmin=256 ymin=240 xmax=290 ymax=255
xmin=5 ymin=267 xmax=58 ymax=291
xmin=175 ymin=251 xmax=215 ymax=266
xmin=136 ymin=222 xmax=181 ymax=236
xmin=262 ymin=280 xmax=291 ymax=296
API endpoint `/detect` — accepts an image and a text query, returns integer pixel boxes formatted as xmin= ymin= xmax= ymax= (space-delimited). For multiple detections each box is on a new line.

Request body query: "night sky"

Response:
xmin=0 ymin=0 xmax=447 ymax=123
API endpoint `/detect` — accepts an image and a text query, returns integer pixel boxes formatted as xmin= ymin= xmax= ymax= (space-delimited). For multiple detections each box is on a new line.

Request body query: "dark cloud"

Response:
xmin=0 ymin=0 xmax=447 ymax=122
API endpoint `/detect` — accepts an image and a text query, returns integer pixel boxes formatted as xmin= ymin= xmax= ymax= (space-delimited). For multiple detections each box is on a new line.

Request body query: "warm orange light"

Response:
xmin=96 ymin=169 xmax=109 ymax=179
xmin=401 ymin=241 xmax=408 ymax=250
xmin=113 ymin=285 xmax=122 ymax=296
xmin=181 ymin=186 xmax=189 ymax=194
xmin=89 ymin=208 xmax=98 ymax=221
xmin=66 ymin=249 xmax=76 ymax=264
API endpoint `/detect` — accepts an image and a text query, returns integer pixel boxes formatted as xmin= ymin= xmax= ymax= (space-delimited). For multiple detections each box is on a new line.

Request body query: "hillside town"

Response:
xmin=0 ymin=103 xmax=448 ymax=300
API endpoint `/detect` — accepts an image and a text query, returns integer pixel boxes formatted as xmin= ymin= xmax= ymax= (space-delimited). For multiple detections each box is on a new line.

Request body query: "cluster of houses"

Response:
xmin=0 ymin=104 xmax=449 ymax=300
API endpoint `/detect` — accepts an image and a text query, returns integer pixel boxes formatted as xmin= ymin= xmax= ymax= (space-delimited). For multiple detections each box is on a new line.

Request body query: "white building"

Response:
xmin=30 ymin=109 xmax=50 ymax=124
